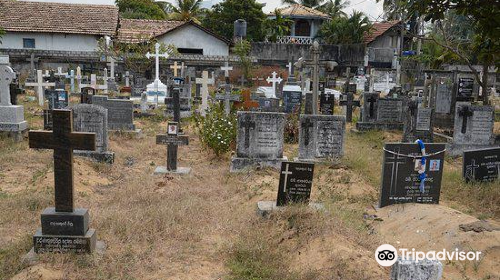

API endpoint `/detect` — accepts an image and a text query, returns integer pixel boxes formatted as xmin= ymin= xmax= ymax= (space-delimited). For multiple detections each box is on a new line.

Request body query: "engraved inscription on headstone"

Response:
xmin=453 ymin=103 xmax=494 ymax=146
xmin=416 ymin=108 xmax=432 ymax=131
xmin=276 ymin=162 xmax=315 ymax=206
xmin=92 ymin=95 xmax=135 ymax=131
xmin=463 ymin=147 xmax=500 ymax=183
xmin=298 ymin=115 xmax=345 ymax=161
xmin=379 ymin=143 xmax=446 ymax=208
xmin=377 ymin=99 xmax=403 ymax=122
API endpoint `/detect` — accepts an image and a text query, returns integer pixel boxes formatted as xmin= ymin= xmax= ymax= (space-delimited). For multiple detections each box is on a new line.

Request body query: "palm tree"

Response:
xmin=163 ymin=0 xmax=203 ymax=23
xmin=265 ymin=9 xmax=294 ymax=42
xmin=376 ymin=0 xmax=406 ymax=20
xmin=318 ymin=0 xmax=349 ymax=18
xmin=318 ymin=10 xmax=372 ymax=44
xmin=281 ymin=0 xmax=326 ymax=9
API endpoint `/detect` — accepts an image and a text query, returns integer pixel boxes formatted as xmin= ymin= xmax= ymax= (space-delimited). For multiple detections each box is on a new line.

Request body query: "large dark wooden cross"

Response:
xmin=458 ymin=106 xmax=474 ymax=134
xmin=301 ymin=118 xmax=314 ymax=146
xmin=339 ymin=92 xmax=360 ymax=122
xmin=29 ymin=110 xmax=96 ymax=212
xmin=241 ymin=115 xmax=255 ymax=149
xmin=156 ymin=122 xmax=189 ymax=171
xmin=367 ymin=95 xmax=378 ymax=118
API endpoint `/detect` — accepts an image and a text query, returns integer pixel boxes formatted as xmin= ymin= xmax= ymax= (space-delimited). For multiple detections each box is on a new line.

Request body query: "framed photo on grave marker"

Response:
xmin=276 ymin=162 xmax=315 ymax=206
xmin=168 ymin=122 xmax=178 ymax=135
xmin=379 ymin=143 xmax=446 ymax=208
xmin=463 ymin=147 xmax=500 ymax=183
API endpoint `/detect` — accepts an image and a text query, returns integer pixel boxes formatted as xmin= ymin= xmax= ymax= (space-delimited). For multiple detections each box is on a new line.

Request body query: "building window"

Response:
xmin=177 ymin=48 xmax=203 ymax=55
xmin=295 ymin=20 xmax=311 ymax=37
xmin=23 ymin=38 xmax=35 ymax=49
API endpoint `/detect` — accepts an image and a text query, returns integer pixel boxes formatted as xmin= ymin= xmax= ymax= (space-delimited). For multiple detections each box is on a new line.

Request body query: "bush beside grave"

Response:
xmin=284 ymin=111 xmax=300 ymax=144
xmin=195 ymin=103 xmax=237 ymax=157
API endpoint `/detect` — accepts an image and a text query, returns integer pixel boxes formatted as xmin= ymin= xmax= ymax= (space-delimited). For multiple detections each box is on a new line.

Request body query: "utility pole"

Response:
xmin=311 ymin=41 xmax=320 ymax=115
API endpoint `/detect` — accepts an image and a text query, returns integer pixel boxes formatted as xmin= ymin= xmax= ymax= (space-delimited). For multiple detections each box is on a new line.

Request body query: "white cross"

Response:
xmin=286 ymin=62 xmax=292 ymax=75
xmin=0 ymin=64 xmax=16 ymax=106
xmin=123 ymin=71 xmax=130 ymax=87
xmin=196 ymin=70 xmax=214 ymax=117
xmin=146 ymin=43 xmax=169 ymax=83
xmin=266 ymin=71 xmax=283 ymax=97
xmin=170 ymin=61 xmax=182 ymax=77
xmin=281 ymin=163 xmax=293 ymax=193
xmin=67 ymin=69 xmax=75 ymax=93
xmin=54 ymin=67 xmax=68 ymax=78
xmin=25 ymin=70 xmax=55 ymax=106
xmin=76 ymin=66 xmax=82 ymax=92
xmin=42 ymin=70 xmax=50 ymax=78
xmin=221 ymin=61 xmax=233 ymax=78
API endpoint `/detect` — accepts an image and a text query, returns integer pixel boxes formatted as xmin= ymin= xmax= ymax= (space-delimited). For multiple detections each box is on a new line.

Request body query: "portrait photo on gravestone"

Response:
xmin=0 ymin=3 xmax=499 ymax=279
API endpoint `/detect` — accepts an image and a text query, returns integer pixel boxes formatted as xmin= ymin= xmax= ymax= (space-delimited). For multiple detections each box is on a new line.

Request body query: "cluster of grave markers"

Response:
xmin=1 ymin=49 xmax=498 ymax=261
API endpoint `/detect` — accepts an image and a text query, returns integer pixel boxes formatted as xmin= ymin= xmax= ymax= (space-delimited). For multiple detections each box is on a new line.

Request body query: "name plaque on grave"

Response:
xmin=416 ymin=108 xmax=432 ymax=131
xmin=283 ymin=91 xmax=302 ymax=113
xmin=256 ymin=115 xmax=280 ymax=155
xmin=458 ymin=78 xmax=474 ymax=100
xmin=316 ymin=120 xmax=344 ymax=157
xmin=470 ymin=111 xmax=493 ymax=143
xmin=276 ymin=162 xmax=315 ymax=206
xmin=377 ymin=99 xmax=403 ymax=122
xmin=463 ymin=147 xmax=500 ymax=183
xmin=435 ymin=81 xmax=453 ymax=114
xmin=379 ymin=143 xmax=446 ymax=207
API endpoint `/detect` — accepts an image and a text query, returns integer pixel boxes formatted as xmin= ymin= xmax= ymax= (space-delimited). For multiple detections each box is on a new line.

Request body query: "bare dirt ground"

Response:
xmin=0 ymin=95 xmax=499 ymax=280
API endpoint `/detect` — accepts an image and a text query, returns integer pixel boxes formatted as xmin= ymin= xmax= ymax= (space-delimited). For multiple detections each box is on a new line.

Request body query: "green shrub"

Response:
xmin=196 ymin=103 xmax=237 ymax=157
xmin=284 ymin=112 xmax=299 ymax=144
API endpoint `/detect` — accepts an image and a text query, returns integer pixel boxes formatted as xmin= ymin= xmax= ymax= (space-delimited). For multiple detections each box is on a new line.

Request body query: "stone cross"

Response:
xmin=339 ymin=92 xmax=361 ymax=122
xmin=76 ymin=67 xmax=82 ymax=91
xmin=156 ymin=122 xmax=189 ymax=171
xmin=0 ymin=63 xmax=16 ymax=106
xmin=458 ymin=106 xmax=474 ymax=134
xmin=67 ymin=70 xmax=75 ymax=93
xmin=216 ymin=83 xmax=240 ymax=116
xmin=241 ymin=115 xmax=255 ymax=149
xmin=29 ymin=109 xmax=96 ymax=212
xmin=170 ymin=61 xmax=182 ymax=77
xmin=146 ymin=43 xmax=169 ymax=84
xmin=195 ymin=70 xmax=214 ymax=117
xmin=25 ymin=70 xmax=56 ymax=106
xmin=221 ymin=61 xmax=233 ymax=78
xmin=301 ymin=118 xmax=314 ymax=146
xmin=123 ymin=71 xmax=130 ymax=87
xmin=266 ymin=71 xmax=283 ymax=97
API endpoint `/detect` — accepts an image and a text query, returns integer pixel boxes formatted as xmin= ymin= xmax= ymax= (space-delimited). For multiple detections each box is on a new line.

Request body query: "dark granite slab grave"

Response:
xmin=283 ymin=90 xmax=302 ymax=113
xmin=33 ymin=228 xmax=96 ymax=254
xmin=463 ymin=147 xmax=500 ymax=183
xmin=379 ymin=143 xmax=446 ymax=208
xmin=41 ymin=207 xmax=89 ymax=236
xmin=45 ymin=90 xmax=69 ymax=110
xmin=276 ymin=161 xmax=315 ymax=206
xmin=320 ymin=93 xmax=335 ymax=115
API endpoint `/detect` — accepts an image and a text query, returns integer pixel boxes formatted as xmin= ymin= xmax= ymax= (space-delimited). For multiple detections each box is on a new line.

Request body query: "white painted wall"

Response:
xmin=0 ymin=32 xmax=100 ymax=52
xmin=157 ymin=25 xmax=229 ymax=56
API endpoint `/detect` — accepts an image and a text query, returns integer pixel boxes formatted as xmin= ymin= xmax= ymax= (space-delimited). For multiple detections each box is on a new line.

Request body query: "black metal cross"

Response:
xmin=241 ymin=115 xmax=255 ymax=149
xmin=29 ymin=110 xmax=96 ymax=212
xmin=458 ymin=106 xmax=474 ymax=134
xmin=339 ymin=92 xmax=361 ymax=122
xmin=367 ymin=95 xmax=378 ymax=118
xmin=156 ymin=123 xmax=189 ymax=171
xmin=301 ymin=118 xmax=314 ymax=146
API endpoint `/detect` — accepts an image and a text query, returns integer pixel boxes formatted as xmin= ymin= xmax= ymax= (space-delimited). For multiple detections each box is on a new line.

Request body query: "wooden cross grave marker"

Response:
xmin=29 ymin=109 xmax=96 ymax=212
xmin=235 ymin=89 xmax=258 ymax=111
xmin=339 ymin=92 xmax=360 ymax=122
xmin=156 ymin=122 xmax=189 ymax=172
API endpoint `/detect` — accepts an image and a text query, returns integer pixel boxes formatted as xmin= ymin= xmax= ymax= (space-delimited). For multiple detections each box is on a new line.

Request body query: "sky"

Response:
xmin=21 ymin=0 xmax=385 ymax=22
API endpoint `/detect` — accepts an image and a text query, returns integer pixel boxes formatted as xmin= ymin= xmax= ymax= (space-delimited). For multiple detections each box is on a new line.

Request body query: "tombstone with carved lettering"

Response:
xmin=402 ymin=100 xmax=434 ymax=143
xmin=462 ymin=147 xmax=500 ymax=183
xmin=356 ymin=93 xmax=405 ymax=131
xmin=91 ymin=95 xmax=140 ymax=134
xmin=297 ymin=115 xmax=345 ymax=162
xmin=231 ymin=112 xmax=287 ymax=172
xmin=379 ymin=143 xmax=446 ymax=208
xmin=0 ymin=55 xmax=28 ymax=141
xmin=319 ymin=93 xmax=335 ymax=115
xmin=29 ymin=109 xmax=97 ymax=253
xmin=448 ymin=102 xmax=496 ymax=156
xmin=72 ymin=104 xmax=114 ymax=163
xmin=282 ymin=85 xmax=302 ymax=113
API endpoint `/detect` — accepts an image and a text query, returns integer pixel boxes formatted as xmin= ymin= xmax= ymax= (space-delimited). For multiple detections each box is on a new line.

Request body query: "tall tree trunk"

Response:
xmin=482 ymin=63 xmax=489 ymax=105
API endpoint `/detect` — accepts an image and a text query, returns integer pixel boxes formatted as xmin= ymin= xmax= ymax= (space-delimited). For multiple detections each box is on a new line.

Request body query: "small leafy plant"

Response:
xmin=196 ymin=103 xmax=237 ymax=157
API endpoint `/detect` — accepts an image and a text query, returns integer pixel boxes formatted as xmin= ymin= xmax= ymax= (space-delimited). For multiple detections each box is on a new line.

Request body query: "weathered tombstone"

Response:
xmin=339 ymin=92 xmax=360 ymax=122
xmin=0 ymin=56 xmax=28 ymax=141
xmin=231 ymin=112 xmax=287 ymax=172
xmin=319 ymin=93 xmax=335 ymax=115
xmin=449 ymin=103 xmax=495 ymax=156
xmin=360 ymin=92 xmax=379 ymax=122
xmin=72 ymin=104 xmax=114 ymax=163
xmin=258 ymin=97 xmax=280 ymax=112
xmin=402 ymin=100 xmax=434 ymax=143
xmin=80 ymin=87 xmax=97 ymax=104
xmin=297 ymin=115 xmax=345 ymax=162
xmin=463 ymin=147 xmax=500 ymax=183
xmin=155 ymin=122 xmax=190 ymax=174
xmin=29 ymin=109 xmax=97 ymax=253
xmin=356 ymin=94 xmax=405 ymax=131
xmin=379 ymin=143 xmax=446 ymax=208
xmin=391 ymin=258 xmax=443 ymax=280
xmin=91 ymin=95 xmax=137 ymax=132
xmin=283 ymin=87 xmax=302 ymax=113
xmin=429 ymin=72 xmax=455 ymax=128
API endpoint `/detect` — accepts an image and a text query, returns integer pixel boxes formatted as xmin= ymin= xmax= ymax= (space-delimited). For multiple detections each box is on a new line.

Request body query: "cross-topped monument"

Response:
xmin=0 ymin=62 xmax=16 ymax=106
xmin=221 ymin=61 xmax=233 ymax=78
xmin=367 ymin=94 xmax=377 ymax=119
xmin=25 ymin=70 xmax=56 ymax=106
xmin=266 ymin=71 xmax=283 ymax=97
xmin=216 ymin=83 xmax=240 ymax=116
xmin=147 ymin=42 xmax=169 ymax=84
xmin=155 ymin=122 xmax=190 ymax=174
xmin=195 ymin=70 xmax=214 ymax=116
xmin=29 ymin=110 xmax=96 ymax=212
xmin=458 ymin=105 xmax=474 ymax=134
xmin=339 ymin=92 xmax=361 ymax=122
xmin=170 ymin=61 xmax=182 ymax=77
xmin=235 ymin=89 xmax=259 ymax=111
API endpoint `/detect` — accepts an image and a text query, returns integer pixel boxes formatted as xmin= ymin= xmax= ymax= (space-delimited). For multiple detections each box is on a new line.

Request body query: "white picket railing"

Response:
xmin=276 ymin=36 xmax=314 ymax=45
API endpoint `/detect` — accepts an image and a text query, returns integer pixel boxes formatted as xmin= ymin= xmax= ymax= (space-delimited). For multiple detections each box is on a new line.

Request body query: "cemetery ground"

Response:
xmin=1 ymin=94 xmax=499 ymax=280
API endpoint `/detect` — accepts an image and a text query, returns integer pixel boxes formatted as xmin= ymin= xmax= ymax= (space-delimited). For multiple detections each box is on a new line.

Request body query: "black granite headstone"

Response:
xmin=45 ymin=90 xmax=69 ymax=110
xmin=379 ymin=143 xmax=446 ymax=208
xmin=463 ymin=147 xmax=500 ymax=183
xmin=457 ymin=78 xmax=474 ymax=101
xmin=276 ymin=162 xmax=315 ymax=206
xmin=283 ymin=90 xmax=302 ymax=113
xmin=320 ymin=93 xmax=335 ymax=115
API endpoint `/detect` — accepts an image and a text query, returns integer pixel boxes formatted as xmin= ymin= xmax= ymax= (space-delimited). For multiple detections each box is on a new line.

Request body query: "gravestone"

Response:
xmin=45 ymin=90 xmax=69 ymax=110
xmin=25 ymin=69 xmax=56 ymax=106
xmin=449 ymin=103 xmax=495 ymax=156
xmin=282 ymin=87 xmax=302 ymax=113
xmin=195 ymin=71 xmax=214 ymax=116
xmin=379 ymin=143 xmax=446 ymax=208
xmin=231 ymin=112 xmax=287 ymax=172
xmin=215 ymin=83 xmax=240 ymax=116
xmin=165 ymin=77 xmax=192 ymax=118
xmin=72 ymin=104 xmax=114 ymax=163
xmin=356 ymin=94 xmax=405 ymax=131
xmin=391 ymin=258 xmax=443 ymax=280
xmin=402 ymin=100 xmax=434 ymax=143
xmin=319 ymin=93 xmax=335 ymax=115
xmin=457 ymin=77 xmax=474 ymax=101
xmin=277 ymin=162 xmax=315 ymax=206
xmin=0 ymin=56 xmax=28 ymax=141
xmin=91 ymin=95 xmax=137 ymax=132
xmin=463 ymin=147 xmax=500 ymax=183
xmin=430 ymin=72 xmax=455 ymax=129
xmin=80 ymin=87 xmax=97 ymax=104
xmin=339 ymin=92 xmax=360 ymax=122
xmin=155 ymin=122 xmax=190 ymax=174
xmin=29 ymin=109 xmax=97 ymax=253
xmin=297 ymin=115 xmax=345 ymax=162
xmin=258 ymin=97 xmax=280 ymax=112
